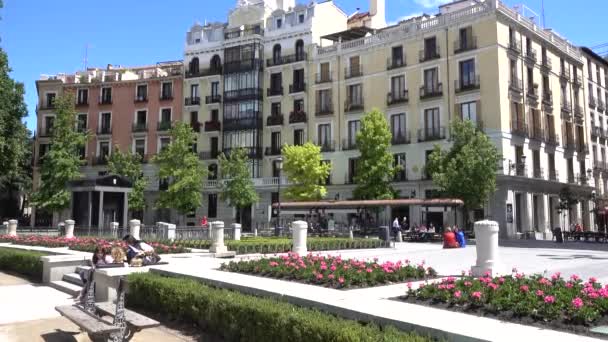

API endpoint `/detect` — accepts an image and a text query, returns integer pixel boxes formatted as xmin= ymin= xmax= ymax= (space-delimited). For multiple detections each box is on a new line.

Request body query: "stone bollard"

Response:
xmin=291 ymin=220 xmax=308 ymax=255
xmin=166 ymin=223 xmax=176 ymax=241
xmin=3 ymin=221 xmax=8 ymax=235
xmin=471 ymin=220 xmax=501 ymax=277
xmin=110 ymin=222 xmax=119 ymax=237
xmin=129 ymin=219 xmax=141 ymax=240
xmin=253 ymin=227 xmax=258 ymax=237
xmin=7 ymin=219 xmax=17 ymax=237
xmin=64 ymin=220 xmax=75 ymax=239
xmin=396 ymin=231 xmax=403 ymax=242
xmin=231 ymin=223 xmax=241 ymax=241
xmin=210 ymin=221 xmax=227 ymax=254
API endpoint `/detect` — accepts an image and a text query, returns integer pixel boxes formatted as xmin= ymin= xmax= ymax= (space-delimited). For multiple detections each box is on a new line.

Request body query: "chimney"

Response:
xmin=369 ymin=0 xmax=386 ymax=28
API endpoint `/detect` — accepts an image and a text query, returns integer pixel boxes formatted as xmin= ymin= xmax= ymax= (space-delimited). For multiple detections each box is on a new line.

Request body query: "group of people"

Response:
xmin=443 ymin=227 xmax=467 ymax=249
xmin=391 ymin=217 xmax=439 ymax=235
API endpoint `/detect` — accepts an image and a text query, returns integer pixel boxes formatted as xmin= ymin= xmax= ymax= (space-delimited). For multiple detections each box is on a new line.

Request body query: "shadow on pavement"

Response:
xmin=499 ymin=239 xmax=608 ymax=252
xmin=41 ymin=330 xmax=79 ymax=342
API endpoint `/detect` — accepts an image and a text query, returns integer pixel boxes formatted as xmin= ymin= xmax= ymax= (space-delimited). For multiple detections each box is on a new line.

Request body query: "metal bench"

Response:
xmin=56 ymin=269 xmax=158 ymax=342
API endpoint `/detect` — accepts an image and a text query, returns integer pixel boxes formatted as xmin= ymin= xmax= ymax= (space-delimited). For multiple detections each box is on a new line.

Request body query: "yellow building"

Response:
xmin=182 ymin=0 xmax=594 ymax=238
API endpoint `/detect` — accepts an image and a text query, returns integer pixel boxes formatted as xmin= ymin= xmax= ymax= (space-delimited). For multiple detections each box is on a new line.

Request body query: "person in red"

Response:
xmin=443 ymin=227 xmax=460 ymax=249
xmin=200 ymin=216 xmax=208 ymax=228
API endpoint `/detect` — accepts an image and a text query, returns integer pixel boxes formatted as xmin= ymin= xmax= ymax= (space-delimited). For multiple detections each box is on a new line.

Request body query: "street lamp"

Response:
xmin=275 ymin=157 xmax=284 ymax=235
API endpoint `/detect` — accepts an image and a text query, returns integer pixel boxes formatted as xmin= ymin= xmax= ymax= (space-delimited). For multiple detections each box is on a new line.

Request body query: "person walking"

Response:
xmin=392 ymin=217 xmax=401 ymax=239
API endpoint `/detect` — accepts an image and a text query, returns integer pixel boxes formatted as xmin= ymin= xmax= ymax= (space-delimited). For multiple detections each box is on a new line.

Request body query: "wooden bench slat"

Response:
xmin=56 ymin=305 xmax=121 ymax=335
xmin=95 ymin=302 xmax=160 ymax=329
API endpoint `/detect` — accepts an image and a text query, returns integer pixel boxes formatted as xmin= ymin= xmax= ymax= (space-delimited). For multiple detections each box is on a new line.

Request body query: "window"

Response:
xmin=211 ymin=109 xmax=219 ymax=122
xmin=161 ymin=82 xmax=172 ymax=99
xmin=298 ymin=14 xmax=305 ymax=23
xmin=548 ymin=153 xmax=556 ymax=179
xmin=270 ymin=73 xmax=282 ymax=92
xmin=44 ymin=116 xmax=55 ymax=135
xmin=391 ymin=75 xmax=406 ymax=95
xmin=134 ymin=139 xmax=145 ymax=158
xmin=100 ymin=112 xmax=111 ymax=133
xmin=459 ymin=59 xmax=475 ymax=87
xmin=391 ymin=46 xmax=403 ymax=65
xmin=394 ymin=153 xmax=407 ymax=181
xmin=458 ymin=27 xmax=473 ymax=50
xmin=424 ymin=108 xmax=440 ymax=132
xmin=160 ymin=137 xmax=170 ymax=152
xmin=460 ymin=101 xmax=477 ymax=122
xmin=318 ymin=124 xmax=331 ymax=146
xmin=46 ymin=93 xmax=56 ymax=108
xmin=294 ymin=129 xmax=304 ymax=146
xmin=136 ymin=110 xmax=147 ymax=125
xmin=273 ymin=44 xmax=281 ymax=63
xmin=208 ymin=194 xmax=217 ymax=218
xmin=348 ymin=158 xmax=358 ymax=183
xmin=99 ymin=141 xmax=110 ymax=158
xmin=541 ymin=47 xmax=547 ymax=65
xmin=424 ymin=68 xmax=438 ymax=91
xmin=271 ymin=102 xmax=281 ymax=116
xmin=276 ymin=18 xmax=282 ymax=29
xmin=190 ymin=84 xmax=199 ymax=98
xmin=349 ymin=56 xmax=360 ymax=76
xmin=189 ymin=57 xmax=199 ymax=74
xmin=527 ymin=67 xmax=534 ymax=88
xmin=320 ymin=62 xmax=330 ymax=82
xmin=295 ymin=40 xmax=305 ymax=60
xmin=210 ymin=55 xmax=222 ymax=71
xmin=101 ymin=87 xmax=112 ymax=103
xmin=348 ymin=84 xmax=363 ymax=105
xmin=39 ymin=144 xmax=50 ymax=160
xmin=211 ymin=82 xmax=219 ymax=97
xmin=525 ymin=37 xmax=532 ymax=56
xmin=136 ymin=84 xmax=147 ymax=101
xmin=293 ymin=69 xmax=304 ymax=89
xmin=271 ymin=131 xmax=281 ymax=152
xmin=347 ymin=120 xmax=360 ymax=147
xmin=76 ymin=114 xmax=87 ymax=132
xmin=542 ymin=75 xmax=550 ymax=95
xmin=210 ymin=137 xmax=219 ymax=156
xmin=77 ymin=89 xmax=88 ymax=105
xmin=391 ymin=113 xmax=406 ymax=139
xmin=161 ymin=108 xmax=171 ymax=123
xmin=424 ymin=37 xmax=437 ymax=59
xmin=317 ymin=89 xmax=332 ymax=113
xmin=294 ymin=99 xmax=304 ymax=113
xmin=190 ymin=111 xmax=198 ymax=126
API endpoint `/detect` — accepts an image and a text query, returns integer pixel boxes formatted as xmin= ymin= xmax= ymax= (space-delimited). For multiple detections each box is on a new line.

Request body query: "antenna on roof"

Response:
xmin=541 ymin=0 xmax=545 ymax=28
xmin=83 ymin=44 xmax=91 ymax=70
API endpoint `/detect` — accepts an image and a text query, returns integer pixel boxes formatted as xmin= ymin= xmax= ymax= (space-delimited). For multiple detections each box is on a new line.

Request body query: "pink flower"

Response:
xmin=328 ymin=274 xmax=335 ymax=280
xmin=269 ymin=261 xmax=279 ymax=267
xmin=536 ymin=290 xmax=544 ymax=296
xmin=407 ymin=282 xmax=412 ymax=289
xmin=570 ymin=274 xmax=580 ymax=282
xmin=551 ymin=272 xmax=561 ymax=281
xmin=487 ymin=283 xmax=498 ymax=291
xmin=572 ymin=297 xmax=584 ymax=309
xmin=544 ymin=295 xmax=555 ymax=304
xmin=320 ymin=264 xmax=327 ymax=271
xmin=366 ymin=268 xmax=373 ymax=273
xmin=464 ymin=281 xmax=473 ymax=287
xmin=520 ymin=285 xmax=529 ymax=293
xmin=316 ymin=273 xmax=324 ymax=280
xmin=454 ymin=291 xmax=462 ymax=298
xmin=589 ymin=277 xmax=598 ymax=284
xmin=338 ymin=277 xmax=345 ymax=284
xmin=498 ymin=277 xmax=505 ymax=284
xmin=471 ymin=292 xmax=482 ymax=300
xmin=566 ymin=282 xmax=574 ymax=288
xmin=330 ymin=265 xmax=337 ymax=271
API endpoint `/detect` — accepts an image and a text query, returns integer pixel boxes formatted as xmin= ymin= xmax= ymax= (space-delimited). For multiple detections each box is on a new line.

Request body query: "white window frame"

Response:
xmin=132 ymin=137 xmax=148 ymax=156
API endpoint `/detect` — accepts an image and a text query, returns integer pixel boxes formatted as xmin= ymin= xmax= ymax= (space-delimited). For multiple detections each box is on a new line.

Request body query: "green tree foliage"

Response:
xmin=218 ymin=148 xmax=259 ymax=224
xmin=282 ymin=143 xmax=330 ymax=201
xmin=107 ymin=147 xmax=147 ymax=213
xmin=32 ymin=93 xmax=88 ymax=212
xmin=427 ymin=119 xmax=500 ymax=217
xmin=353 ymin=109 xmax=398 ymax=200
xmin=153 ymin=121 xmax=205 ymax=216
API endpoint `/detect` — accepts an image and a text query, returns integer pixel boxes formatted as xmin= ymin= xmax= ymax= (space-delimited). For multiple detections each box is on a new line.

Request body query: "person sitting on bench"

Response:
xmin=443 ymin=227 xmax=460 ymax=249
xmin=123 ymin=235 xmax=161 ymax=266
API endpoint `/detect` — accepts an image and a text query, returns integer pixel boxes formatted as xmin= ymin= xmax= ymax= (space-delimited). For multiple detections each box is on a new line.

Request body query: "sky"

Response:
xmin=1 ymin=0 xmax=607 ymax=133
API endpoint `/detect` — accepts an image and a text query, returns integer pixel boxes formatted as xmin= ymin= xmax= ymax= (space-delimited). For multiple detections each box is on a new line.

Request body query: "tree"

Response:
xmin=153 ymin=121 xmax=205 ymax=220
xmin=107 ymin=147 xmax=147 ymax=218
xmin=32 ymin=93 xmax=88 ymax=215
xmin=353 ymin=109 xmax=399 ymax=200
xmin=282 ymin=142 xmax=330 ymax=201
xmin=0 ymin=0 xmax=32 ymax=219
xmin=427 ymin=119 xmax=501 ymax=226
xmin=218 ymin=148 xmax=259 ymax=225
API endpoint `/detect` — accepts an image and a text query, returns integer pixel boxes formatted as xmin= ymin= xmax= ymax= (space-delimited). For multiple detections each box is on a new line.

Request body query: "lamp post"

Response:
xmin=275 ymin=157 xmax=284 ymax=234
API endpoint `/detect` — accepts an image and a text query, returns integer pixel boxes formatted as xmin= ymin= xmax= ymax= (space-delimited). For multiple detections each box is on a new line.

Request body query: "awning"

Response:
xmin=272 ymin=198 xmax=464 ymax=209
xmin=321 ymin=27 xmax=375 ymax=42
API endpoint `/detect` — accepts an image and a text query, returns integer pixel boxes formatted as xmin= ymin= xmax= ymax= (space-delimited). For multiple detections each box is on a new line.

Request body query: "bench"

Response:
xmin=55 ymin=267 xmax=159 ymax=342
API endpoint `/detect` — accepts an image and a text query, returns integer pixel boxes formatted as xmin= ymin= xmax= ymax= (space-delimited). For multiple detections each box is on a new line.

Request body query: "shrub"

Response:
xmin=0 ymin=247 xmax=45 ymax=282
xmin=127 ymin=272 xmax=432 ymax=342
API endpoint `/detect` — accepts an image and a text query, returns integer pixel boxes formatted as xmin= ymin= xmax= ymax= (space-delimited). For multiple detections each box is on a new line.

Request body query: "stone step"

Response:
xmin=50 ymin=280 xmax=82 ymax=297
xmin=76 ymin=265 xmax=92 ymax=273
xmin=62 ymin=273 xmax=84 ymax=287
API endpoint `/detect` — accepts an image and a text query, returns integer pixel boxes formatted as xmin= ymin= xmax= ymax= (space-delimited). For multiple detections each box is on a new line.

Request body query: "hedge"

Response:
xmin=176 ymin=237 xmax=388 ymax=254
xmin=0 ymin=247 xmax=45 ymax=282
xmin=126 ymin=273 xmax=432 ymax=342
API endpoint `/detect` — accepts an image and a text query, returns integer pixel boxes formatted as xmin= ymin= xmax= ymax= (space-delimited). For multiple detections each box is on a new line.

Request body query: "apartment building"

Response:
xmin=183 ymin=0 xmax=596 ymax=238
xmin=33 ymin=62 xmax=183 ymax=226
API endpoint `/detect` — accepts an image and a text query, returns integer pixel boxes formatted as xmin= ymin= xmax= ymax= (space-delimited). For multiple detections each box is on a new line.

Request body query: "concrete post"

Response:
xmin=3 ymin=221 xmax=8 ymax=235
xmin=396 ymin=231 xmax=403 ymax=242
xmin=253 ymin=227 xmax=258 ymax=237
xmin=210 ymin=221 xmax=227 ymax=253
xmin=110 ymin=222 xmax=119 ymax=238
xmin=349 ymin=229 xmax=354 ymax=240
xmin=471 ymin=220 xmax=501 ymax=277
xmin=7 ymin=219 xmax=17 ymax=237
xmin=129 ymin=219 xmax=141 ymax=240
xmin=64 ymin=220 xmax=75 ymax=239
xmin=231 ymin=223 xmax=241 ymax=241
xmin=166 ymin=223 xmax=176 ymax=241
xmin=291 ymin=220 xmax=308 ymax=255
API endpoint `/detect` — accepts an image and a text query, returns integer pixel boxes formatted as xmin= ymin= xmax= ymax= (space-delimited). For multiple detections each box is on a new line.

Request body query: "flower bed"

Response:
xmin=0 ymin=247 xmax=45 ymax=282
xmin=0 ymin=235 xmax=189 ymax=254
xmin=127 ymin=272 xmax=432 ymax=342
xmin=220 ymin=253 xmax=437 ymax=289
xmin=178 ymin=237 xmax=388 ymax=254
xmin=403 ymin=269 xmax=608 ymax=336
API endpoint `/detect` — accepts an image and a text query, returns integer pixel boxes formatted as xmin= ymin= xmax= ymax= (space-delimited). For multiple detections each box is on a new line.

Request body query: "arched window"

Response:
xmin=295 ymin=40 xmax=304 ymax=61
xmin=210 ymin=55 xmax=221 ymax=72
xmin=273 ymin=44 xmax=282 ymax=64
xmin=189 ymin=57 xmax=199 ymax=75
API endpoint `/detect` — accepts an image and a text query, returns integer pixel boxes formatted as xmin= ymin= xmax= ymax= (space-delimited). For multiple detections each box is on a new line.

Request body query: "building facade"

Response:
xmin=33 ymin=62 xmax=183 ymax=227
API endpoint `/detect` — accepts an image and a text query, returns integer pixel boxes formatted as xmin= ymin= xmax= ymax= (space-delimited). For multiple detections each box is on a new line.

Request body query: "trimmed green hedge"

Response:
xmin=176 ymin=237 xmax=388 ymax=254
xmin=0 ymin=248 xmax=45 ymax=282
xmin=127 ymin=273 xmax=432 ymax=342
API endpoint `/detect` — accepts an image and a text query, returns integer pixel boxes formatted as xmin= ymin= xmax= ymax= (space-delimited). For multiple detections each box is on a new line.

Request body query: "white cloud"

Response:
xmin=413 ymin=0 xmax=452 ymax=8
xmin=388 ymin=13 xmax=423 ymax=25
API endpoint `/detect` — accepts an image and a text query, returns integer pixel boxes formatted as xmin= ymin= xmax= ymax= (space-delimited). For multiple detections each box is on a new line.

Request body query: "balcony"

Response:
xmin=190 ymin=121 xmax=201 ymax=133
xmin=540 ymin=58 xmax=552 ymax=73
xmin=205 ymin=95 xmax=222 ymax=104
xmin=394 ymin=169 xmax=408 ymax=182
xmin=594 ymin=160 xmax=606 ymax=172
xmin=387 ymin=90 xmax=409 ymax=105
xmin=345 ymin=65 xmax=363 ymax=79
xmin=419 ymin=83 xmax=443 ymax=99
xmin=514 ymin=164 xmax=527 ymax=177
xmin=592 ymin=126 xmax=601 ymax=139
xmin=315 ymin=73 xmax=332 ymax=84
xmin=387 ymin=56 xmax=406 ymax=70
xmin=224 ymin=25 xmax=263 ymax=40
xmin=524 ymin=48 xmax=537 ymax=65
xmin=542 ymin=92 xmax=553 ymax=109
xmin=289 ymin=111 xmax=307 ymax=124
xmin=560 ymin=69 xmax=571 ymax=82
xmin=39 ymin=128 xmax=53 ymax=138
xmin=204 ymin=120 xmax=221 ymax=132
xmin=508 ymin=39 xmax=521 ymax=54
xmin=577 ymin=174 xmax=590 ymax=186
xmin=589 ymin=96 xmax=597 ymax=109
xmin=342 ymin=139 xmax=357 ymax=151
xmin=186 ymin=67 xmax=223 ymax=78
xmin=509 ymin=77 xmax=523 ymax=94
xmin=223 ymin=116 xmax=262 ymax=131
xmin=157 ymin=121 xmax=172 ymax=131
xmin=454 ymin=37 xmax=477 ymax=54
xmin=533 ymin=167 xmax=544 ymax=179
xmin=131 ymin=122 xmax=148 ymax=133
xmin=391 ymin=131 xmax=411 ymax=145
xmin=510 ymin=120 xmax=528 ymax=137
xmin=289 ymin=82 xmax=306 ymax=94
xmin=199 ymin=150 xmax=220 ymax=160
xmin=266 ymin=114 xmax=284 ymax=126
xmin=317 ymin=140 xmax=336 ymax=152
xmin=223 ymin=59 xmax=263 ymax=74
xmin=185 ymin=97 xmax=201 ymax=106
xmin=224 ymin=88 xmax=263 ymax=102
xmin=573 ymin=74 xmax=583 ymax=87
xmin=417 ymin=127 xmax=446 ymax=142
xmin=529 ymin=125 xmax=544 ymax=140
xmin=455 ymin=76 xmax=480 ymax=93
xmin=598 ymin=99 xmax=606 ymax=113
xmin=97 ymin=126 xmax=112 ymax=135
xmin=545 ymin=131 xmax=560 ymax=145
xmin=561 ymin=100 xmax=572 ymax=114
xmin=266 ymin=52 xmax=308 ymax=67
xmin=344 ymin=98 xmax=364 ymax=112
xmin=160 ymin=93 xmax=173 ymax=101
xmin=563 ymin=138 xmax=576 ymax=151
xmin=75 ymin=99 xmax=88 ymax=107
xmin=223 ymin=147 xmax=263 ymax=160
xmin=134 ymin=95 xmax=148 ymax=103
xmin=419 ymin=47 xmax=440 ymax=62
xmin=99 ymin=97 xmax=112 ymax=105
xmin=526 ymin=84 xmax=539 ymax=102
xmin=315 ymin=102 xmax=333 ymax=115
xmin=577 ymin=142 xmax=589 ymax=155
xmin=267 ymin=87 xmax=283 ymax=97
xmin=548 ymin=169 xmax=559 ymax=182
xmin=574 ymin=105 xmax=584 ymax=118
xmin=265 ymin=146 xmax=282 ymax=156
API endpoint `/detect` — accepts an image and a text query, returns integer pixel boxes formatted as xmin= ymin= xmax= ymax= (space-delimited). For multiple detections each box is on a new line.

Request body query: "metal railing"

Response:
xmin=185 ymin=97 xmax=201 ymax=106
xmin=387 ymin=56 xmax=406 ymax=70
xmin=387 ymin=90 xmax=409 ymax=105
xmin=417 ymin=127 xmax=446 ymax=142
xmin=289 ymin=111 xmax=307 ymax=123
xmin=419 ymin=47 xmax=440 ymax=62
xmin=455 ymin=76 xmax=480 ymax=93
xmin=419 ymin=83 xmax=443 ymax=99
xmin=454 ymin=36 xmax=477 ymax=54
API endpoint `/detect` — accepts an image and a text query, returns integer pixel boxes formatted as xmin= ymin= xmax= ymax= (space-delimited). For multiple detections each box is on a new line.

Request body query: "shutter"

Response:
xmin=454 ymin=103 xmax=461 ymax=120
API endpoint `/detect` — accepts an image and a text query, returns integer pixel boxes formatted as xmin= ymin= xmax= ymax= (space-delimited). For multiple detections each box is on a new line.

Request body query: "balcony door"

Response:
xmin=424 ymin=108 xmax=440 ymax=135
xmin=318 ymin=124 xmax=330 ymax=147
xmin=391 ymin=113 xmax=406 ymax=140
xmin=459 ymin=59 xmax=475 ymax=87
xmin=424 ymin=68 xmax=438 ymax=92
xmin=347 ymin=120 xmax=360 ymax=147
